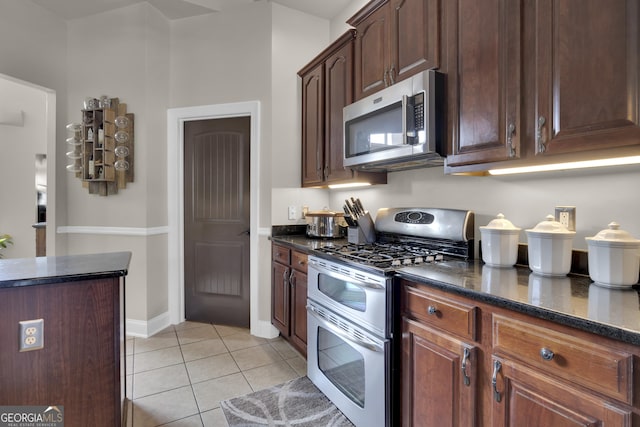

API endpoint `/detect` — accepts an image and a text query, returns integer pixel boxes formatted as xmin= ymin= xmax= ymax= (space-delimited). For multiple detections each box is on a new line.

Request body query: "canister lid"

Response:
xmin=526 ymin=214 xmax=575 ymax=235
xmin=586 ymin=222 xmax=640 ymax=247
xmin=480 ymin=213 xmax=521 ymax=231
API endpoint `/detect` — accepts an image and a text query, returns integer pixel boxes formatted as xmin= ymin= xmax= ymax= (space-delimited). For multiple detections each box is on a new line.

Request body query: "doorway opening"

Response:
xmin=168 ymin=101 xmax=265 ymax=335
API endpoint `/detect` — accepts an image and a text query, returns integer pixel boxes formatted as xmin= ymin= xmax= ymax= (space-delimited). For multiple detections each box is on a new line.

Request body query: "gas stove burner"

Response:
xmin=316 ymin=242 xmax=448 ymax=269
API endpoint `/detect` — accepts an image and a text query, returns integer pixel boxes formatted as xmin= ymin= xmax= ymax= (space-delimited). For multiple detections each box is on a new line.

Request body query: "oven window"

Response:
xmin=318 ymin=274 xmax=366 ymax=312
xmin=318 ymin=326 xmax=365 ymax=408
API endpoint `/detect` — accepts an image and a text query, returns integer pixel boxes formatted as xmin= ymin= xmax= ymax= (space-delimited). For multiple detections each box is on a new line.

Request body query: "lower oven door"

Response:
xmin=307 ymin=300 xmax=390 ymax=427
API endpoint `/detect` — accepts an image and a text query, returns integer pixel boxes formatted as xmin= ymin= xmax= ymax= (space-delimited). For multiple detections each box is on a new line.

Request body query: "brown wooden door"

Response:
xmin=445 ymin=0 xmax=522 ymax=167
xmin=324 ymin=38 xmax=355 ymax=184
xmin=402 ymin=318 xmax=477 ymax=427
xmin=301 ymin=63 xmax=325 ymax=186
xmin=352 ymin=4 xmax=391 ymax=100
xmin=184 ymin=117 xmax=250 ymax=327
xmin=491 ymin=357 xmax=633 ymax=427
xmin=390 ymin=0 xmax=441 ymax=83
xmin=533 ymin=0 xmax=640 ymax=156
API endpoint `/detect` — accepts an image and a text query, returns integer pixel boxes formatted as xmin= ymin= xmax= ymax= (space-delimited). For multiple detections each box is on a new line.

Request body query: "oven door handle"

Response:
xmin=307 ymin=304 xmax=385 ymax=353
xmin=310 ymin=264 xmax=385 ymax=291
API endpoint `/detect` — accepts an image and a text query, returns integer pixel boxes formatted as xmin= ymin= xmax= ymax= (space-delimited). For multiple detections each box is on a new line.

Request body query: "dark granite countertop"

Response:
xmin=0 ymin=252 xmax=132 ymax=288
xmin=398 ymin=260 xmax=640 ymax=346
xmin=271 ymin=230 xmax=640 ymax=346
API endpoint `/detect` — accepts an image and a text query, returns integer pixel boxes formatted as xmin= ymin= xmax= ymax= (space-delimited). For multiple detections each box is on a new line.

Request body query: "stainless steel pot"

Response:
xmin=305 ymin=211 xmax=347 ymax=238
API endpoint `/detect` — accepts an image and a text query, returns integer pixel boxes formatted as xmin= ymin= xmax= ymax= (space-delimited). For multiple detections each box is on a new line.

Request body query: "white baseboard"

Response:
xmin=126 ymin=311 xmax=172 ymax=338
xmin=127 ymin=314 xmax=278 ymax=339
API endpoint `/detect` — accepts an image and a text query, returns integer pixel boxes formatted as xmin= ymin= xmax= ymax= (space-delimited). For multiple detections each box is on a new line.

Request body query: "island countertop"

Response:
xmin=0 ymin=251 xmax=131 ymax=288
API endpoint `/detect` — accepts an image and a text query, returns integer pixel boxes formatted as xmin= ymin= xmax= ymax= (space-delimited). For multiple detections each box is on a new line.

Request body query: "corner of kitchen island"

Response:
xmin=0 ymin=252 xmax=131 ymax=427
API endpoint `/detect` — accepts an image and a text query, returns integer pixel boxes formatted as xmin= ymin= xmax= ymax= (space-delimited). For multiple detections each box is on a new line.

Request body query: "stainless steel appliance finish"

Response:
xmin=306 ymin=300 xmax=390 ymax=427
xmin=343 ymin=70 xmax=444 ymax=172
xmin=307 ymin=207 xmax=474 ymax=427
xmin=305 ymin=211 xmax=347 ymax=238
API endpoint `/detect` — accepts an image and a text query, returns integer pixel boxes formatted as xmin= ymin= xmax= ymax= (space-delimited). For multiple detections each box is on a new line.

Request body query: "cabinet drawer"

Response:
xmin=404 ymin=286 xmax=477 ymax=341
xmin=272 ymin=244 xmax=290 ymax=264
xmin=291 ymin=250 xmax=308 ymax=274
xmin=492 ymin=314 xmax=633 ymax=404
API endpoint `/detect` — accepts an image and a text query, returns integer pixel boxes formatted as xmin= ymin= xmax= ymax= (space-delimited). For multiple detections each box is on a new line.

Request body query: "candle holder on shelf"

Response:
xmin=71 ymin=96 xmax=134 ymax=196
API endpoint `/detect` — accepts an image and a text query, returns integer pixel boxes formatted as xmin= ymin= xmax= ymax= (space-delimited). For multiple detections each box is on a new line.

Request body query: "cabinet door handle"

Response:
xmin=492 ymin=360 xmax=502 ymax=403
xmin=282 ymin=269 xmax=289 ymax=285
xmin=507 ymin=123 xmax=516 ymax=157
xmin=389 ymin=64 xmax=396 ymax=85
xmin=383 ymin=69 xmax=389 ymax=87
xmin=427 ymin=305 xmax=438 ymax=315
xmin=536 ymin=116 xmax=547 ymax=153
xmin=540 ymin=347 xmax=555 ymax=361
xmin=461 ymin=347 xmax=471 ymax=386
xmin=289 ymin=270 xmax=295 ymax=286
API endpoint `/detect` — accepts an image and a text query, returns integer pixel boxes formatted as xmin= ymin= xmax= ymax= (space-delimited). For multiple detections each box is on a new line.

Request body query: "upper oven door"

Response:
xmin=307 ymin=256 xmax=389 ymax=338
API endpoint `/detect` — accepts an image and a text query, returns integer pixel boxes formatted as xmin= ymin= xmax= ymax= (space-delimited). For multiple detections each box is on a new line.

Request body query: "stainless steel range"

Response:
xmin=306 ymin=207 xmax=474 ymax=427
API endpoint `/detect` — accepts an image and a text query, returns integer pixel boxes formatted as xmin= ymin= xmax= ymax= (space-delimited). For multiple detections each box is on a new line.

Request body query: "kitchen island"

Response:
xmin=0 ymin=252 xmax=131 ymax=427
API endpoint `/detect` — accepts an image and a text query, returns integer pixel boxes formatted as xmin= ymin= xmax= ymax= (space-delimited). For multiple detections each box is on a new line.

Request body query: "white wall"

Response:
xmin=0 ymin=1 xmax=67 ymax=255
xmin=328 ymin=164 xmax=640 ymax=254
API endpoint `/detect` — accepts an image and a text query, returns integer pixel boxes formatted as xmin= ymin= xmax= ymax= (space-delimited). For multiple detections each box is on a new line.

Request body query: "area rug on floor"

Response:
xmin=220 ymin=376 xmax=355 ymax=426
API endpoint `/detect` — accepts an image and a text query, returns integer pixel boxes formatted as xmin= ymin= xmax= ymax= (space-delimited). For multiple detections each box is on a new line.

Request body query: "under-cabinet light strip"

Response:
xmin=488 ymin=156 xmax=640 ymax=175
xmin=328 ymin=182 xmax=372 ymax=189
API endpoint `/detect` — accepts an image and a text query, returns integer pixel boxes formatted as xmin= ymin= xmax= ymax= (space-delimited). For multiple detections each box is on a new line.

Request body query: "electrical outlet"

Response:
xmin=19 ymin=319 xmax=44 ymax=352
xmin=555 ymin=206 xmax=576 ymax=231
xmin=288 ymin=206 xmax=297 ymax=220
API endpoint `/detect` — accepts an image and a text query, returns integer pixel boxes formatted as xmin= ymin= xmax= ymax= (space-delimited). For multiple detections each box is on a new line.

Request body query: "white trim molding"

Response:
xmin=57 ymin=226 xmax=169 ymax=236
xmin=126 ymin=311 xmax=172 ymax=338
xmin=167 ymin=101 xmax=272 ymax=337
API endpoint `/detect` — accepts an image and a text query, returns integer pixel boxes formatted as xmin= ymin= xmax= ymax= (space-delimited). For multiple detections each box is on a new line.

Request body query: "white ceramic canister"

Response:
xmin=480 ymin=213 xmax=521 ymax=267
xmin=525 ymin=215 xmax=575 ymax=276
xmin=585 ymin=222 xmax=640 ymax=288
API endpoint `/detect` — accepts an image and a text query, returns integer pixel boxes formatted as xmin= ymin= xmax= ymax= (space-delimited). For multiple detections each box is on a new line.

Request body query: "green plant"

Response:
xmin=0 ymin=234 xmax=13 ymax=258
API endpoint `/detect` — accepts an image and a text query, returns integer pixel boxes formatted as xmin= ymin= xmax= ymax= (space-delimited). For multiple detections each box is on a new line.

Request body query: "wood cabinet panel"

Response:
xmin=402 ymin=318 xmax=477 ymax=427
xmin=391 ymin=0 xmax=441 ymax=83
xmin=445 ymin=0 xmax=522 ymax=166
xmin=492 ymin=314 xmax=633 ymax=404
xmin=301 ymin=64 xmax=324 ymax=186
xmin=492 ymin=357 xmax=633 ymax=427
xmin=0 ymin=278 xmax=123 ymax=426
xmin=533 ymin=0 xmax=640 ymax=156
xmin=271 ymin=243 xmax=307 ymax=355
xmin=404 ymin=285 xmax=477 ymax=341
xmin=271 ymin=261 xmax=290 ymax=337
xmin=351 ymin=0 xmax=440 ymax=101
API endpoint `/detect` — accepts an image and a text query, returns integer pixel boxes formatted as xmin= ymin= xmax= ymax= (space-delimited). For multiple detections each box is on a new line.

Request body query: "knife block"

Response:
xmin=348 ymin=212 xmax=376 ymax=244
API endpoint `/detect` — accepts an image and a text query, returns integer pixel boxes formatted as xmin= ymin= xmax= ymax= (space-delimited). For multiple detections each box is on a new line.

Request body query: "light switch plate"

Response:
xmin=19 ymin=319 xmax=44 ymax=352
xmin=555 ymin=206 xmax=576 ymax=231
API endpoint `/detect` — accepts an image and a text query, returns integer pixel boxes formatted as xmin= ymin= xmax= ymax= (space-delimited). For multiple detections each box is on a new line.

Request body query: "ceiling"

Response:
xmin=30 ymin=0 xmax=353 ymax=21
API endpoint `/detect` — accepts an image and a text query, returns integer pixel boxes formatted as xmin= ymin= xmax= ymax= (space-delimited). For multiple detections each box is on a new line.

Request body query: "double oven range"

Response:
xmin=306 ymin=207 xmax=474 ymax=427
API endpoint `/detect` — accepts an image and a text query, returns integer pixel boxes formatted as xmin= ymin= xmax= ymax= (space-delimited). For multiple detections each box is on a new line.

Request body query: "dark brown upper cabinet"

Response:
xmin=299 ymin=30 xmax=386 ymax=187
xmin=445 ymin=0 xmax=640 ymax=173
xmin=349 ymin=0 xmax=441 ymax=101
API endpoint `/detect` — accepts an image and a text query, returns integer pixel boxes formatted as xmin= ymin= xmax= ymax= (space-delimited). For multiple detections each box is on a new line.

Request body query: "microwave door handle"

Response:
xmin=402 ymin=94 xmax=408 ymax=145
xmin=307 ymin=305 xmax=384 ymax=353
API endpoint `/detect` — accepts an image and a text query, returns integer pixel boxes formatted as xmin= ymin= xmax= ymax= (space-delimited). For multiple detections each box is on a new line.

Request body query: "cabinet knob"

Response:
xmin=540 ymin=347 xmax=555 ymax=361
xmin=427 ymin=305 xmax=438 ymax=315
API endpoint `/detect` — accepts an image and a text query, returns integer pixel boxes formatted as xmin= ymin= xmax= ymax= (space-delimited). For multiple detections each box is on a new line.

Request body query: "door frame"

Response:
xmin=167 ymin=101 xmax=261 ymax=332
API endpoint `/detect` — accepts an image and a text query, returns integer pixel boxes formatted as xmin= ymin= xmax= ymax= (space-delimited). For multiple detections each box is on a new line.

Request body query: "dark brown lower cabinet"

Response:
xmin=0 ymin=277 xmax=126 ymax=426
xmin=271 ymin=243 xmax=307 ymax=357
xmin=401 ymin=279 xmax=640 ymax=426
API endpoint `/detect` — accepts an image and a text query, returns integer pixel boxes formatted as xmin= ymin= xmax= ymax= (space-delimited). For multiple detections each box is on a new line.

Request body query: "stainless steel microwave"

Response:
xmin=343 ymin=69 xmax=444 ymax=172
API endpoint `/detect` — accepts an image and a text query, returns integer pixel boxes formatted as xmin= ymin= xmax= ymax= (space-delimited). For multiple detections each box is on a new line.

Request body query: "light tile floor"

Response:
xmin=126 ymin=321 xmax=306 ymax=427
